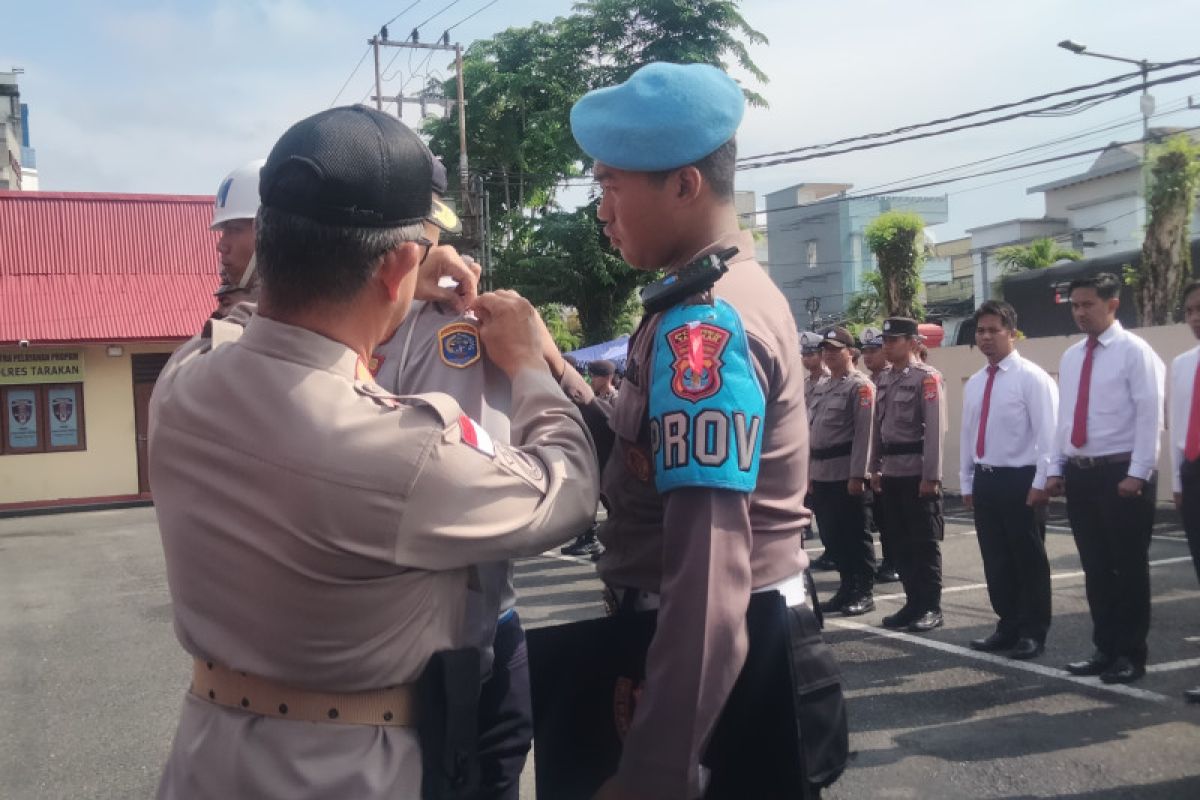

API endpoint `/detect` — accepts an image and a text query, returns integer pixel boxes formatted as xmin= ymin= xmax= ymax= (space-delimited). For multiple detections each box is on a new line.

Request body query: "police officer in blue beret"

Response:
xmin=527 ymin=62 xmax=847 ymax=800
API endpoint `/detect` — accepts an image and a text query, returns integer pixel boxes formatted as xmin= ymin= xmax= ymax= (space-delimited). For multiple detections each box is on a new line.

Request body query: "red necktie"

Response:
xmin=1070 ymin=337 xmax=1099 ymax=449
xmin=976 ymin=364 xmax=999 ymax=458
xmin=1185 ymin=361 xmax=1200 ymax=462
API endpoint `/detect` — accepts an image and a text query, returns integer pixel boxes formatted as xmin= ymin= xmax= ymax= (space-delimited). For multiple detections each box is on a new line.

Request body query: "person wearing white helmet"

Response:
xmin=210 ymin=159 xmax=265 ymax=316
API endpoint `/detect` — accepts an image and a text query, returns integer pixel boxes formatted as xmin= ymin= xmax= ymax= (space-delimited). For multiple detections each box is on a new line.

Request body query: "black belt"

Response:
xmin=974 ymin=464 xmax=1035 ymax=473
xmin=881 ymin=440 xmax=923 ymax=456
xmin=1066 ymin=452 xmax=1132 ymax=469
xmin=811 ymin=441 xmax=853 ymax=460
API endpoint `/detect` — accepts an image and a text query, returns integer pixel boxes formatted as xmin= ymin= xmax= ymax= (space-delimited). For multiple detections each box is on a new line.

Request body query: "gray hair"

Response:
xmin=255 ymin=206 xmax=426 ymax=314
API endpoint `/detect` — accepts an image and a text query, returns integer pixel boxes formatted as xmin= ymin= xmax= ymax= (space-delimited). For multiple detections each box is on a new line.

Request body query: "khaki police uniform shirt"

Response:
xmin=870 ymin=358 xmax=947 ymax=481
xmin=560 ymin=229 xmax=810 ymax=799
xmin=804 ymin=368 xmax=830 ymax=421
xmin=150 ymin=314 xmax=599 ymax=800
xmin=372 ymin=300 xmax=516 ymax=675
xmin=808 ymin=371 xmax=875 ymax=482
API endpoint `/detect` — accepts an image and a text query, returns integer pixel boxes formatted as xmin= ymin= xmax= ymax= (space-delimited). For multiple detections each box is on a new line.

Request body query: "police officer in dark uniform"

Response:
xmin=870 ymin=317 xmax=947 ymax=632
xmin=860 ymin=328 xmax=900 ymax=584
xmin=533 ymin=61 xmax=847 ymax=800
xmin=810 ymin=327 xmax=876 ymax=616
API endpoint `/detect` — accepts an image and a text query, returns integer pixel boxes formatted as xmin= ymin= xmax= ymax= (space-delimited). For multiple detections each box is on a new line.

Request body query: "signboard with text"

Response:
xmin=0 ymin=351 xmax=85 ymax=385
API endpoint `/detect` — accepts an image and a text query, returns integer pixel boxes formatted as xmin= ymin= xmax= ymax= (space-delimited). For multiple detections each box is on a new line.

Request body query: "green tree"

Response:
xmin=574 ymin=0 xmax=769 ymax=106
xmin=540 ymin=304 xmax=583 ymax=351
xmin=1131 ymin=134 xmax=1200 ymax=325
xmin=864 ymin=211 xmax=926 ymax=319
xmin=845 ymin=270 xmax=885 ymax=325
xmin=993 ymin=237 xmax=1081 ymax=273
xmin=493 ymin=201 xmax=650 ymax=344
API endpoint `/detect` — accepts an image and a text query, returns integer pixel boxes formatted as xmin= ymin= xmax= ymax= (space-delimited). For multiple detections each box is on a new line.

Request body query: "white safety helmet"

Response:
xmin=210 ymin=159 xmax=266 ymax=230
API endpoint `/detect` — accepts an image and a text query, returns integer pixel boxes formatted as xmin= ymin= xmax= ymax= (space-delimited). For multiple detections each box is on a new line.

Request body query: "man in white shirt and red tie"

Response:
xmin=1168 ymin=280 xmax=1200 ymax=704
xmin=1045 ymin=273 xmax=1165 ymax=685
xmin=959 ymin=301 xmax=1058 ymax=660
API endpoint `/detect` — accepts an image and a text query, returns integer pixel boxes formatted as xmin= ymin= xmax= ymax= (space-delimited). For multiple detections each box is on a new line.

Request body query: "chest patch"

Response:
xmin=438 ymin=322 xmax=481 ymax=369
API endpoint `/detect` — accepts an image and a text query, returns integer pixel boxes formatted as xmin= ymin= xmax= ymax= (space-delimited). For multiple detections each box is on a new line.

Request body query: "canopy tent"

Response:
xmin=564 ymin=335 xmax=630 ymax=373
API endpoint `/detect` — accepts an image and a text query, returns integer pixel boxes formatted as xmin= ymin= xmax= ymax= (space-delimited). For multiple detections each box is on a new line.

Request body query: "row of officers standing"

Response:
xmin=800 ymin=280 xmax=1200 ymax=696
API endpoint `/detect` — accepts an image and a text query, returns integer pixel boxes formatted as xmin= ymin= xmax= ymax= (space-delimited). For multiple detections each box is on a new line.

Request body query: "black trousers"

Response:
xmin=867 ymin=488 xmax=894 ymax=565
xmin=1064 ymin=461 xmax=1156 ymax=665
xmin=881 ymin=475 xmax=944 ymax=611
xmin=971 ymin=465 xmax=1051 ymax=643
xmin=475 ymin=611 xmax=533 ymax=800
xmin=1178 ymin=460 xmax=1200 ymax=586
xmin=811 ymin=480 xmax=876 ymax=585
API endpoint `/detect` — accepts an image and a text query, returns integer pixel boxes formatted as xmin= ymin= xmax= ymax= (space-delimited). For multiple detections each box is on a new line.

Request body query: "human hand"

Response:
xmin=870 ymin=473 xmax=882 ymax=494
xmin=1174 ymin=491 xmax=1182 ymax=511
xmin=415 ymin=246 xmax=480 ymax=313
xmin=1026 ymin=488 xmax=1049 ymax=507
xmin=1044 ymin=477 xmax=1065 ymax=498
xmin=848 ymin=478 xmax=865 ymax=496
xmin=919 ymin=480 xmax=940 ymax=498
xmin=962 ymin=494 xmax=973 ymax=511
xmin=1117 ymin=476 xmax=1145 ymax=499
xmin=474 ymin=291 xmax=545 ymax=378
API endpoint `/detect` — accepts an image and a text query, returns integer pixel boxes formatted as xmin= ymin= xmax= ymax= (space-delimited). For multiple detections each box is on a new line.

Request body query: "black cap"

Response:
xmin=882 ymin=317 xmax=919 ymax=337
xmin=819 ymin=327 xmax=855 ymax=349
xmin=259 ymin=106 xmax=433 ymax=228
xmin=588 ymin=359 xmax=616 ymax=377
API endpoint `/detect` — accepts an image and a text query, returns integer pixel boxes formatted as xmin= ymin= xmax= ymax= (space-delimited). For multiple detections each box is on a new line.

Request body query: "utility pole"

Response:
xmin=366 ymin=33 xmax=476 ymax=251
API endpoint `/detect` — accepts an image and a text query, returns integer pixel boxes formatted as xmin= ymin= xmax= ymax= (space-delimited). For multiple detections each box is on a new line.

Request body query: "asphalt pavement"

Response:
xmin=1 ymin=506 xmax=1199 ymax=799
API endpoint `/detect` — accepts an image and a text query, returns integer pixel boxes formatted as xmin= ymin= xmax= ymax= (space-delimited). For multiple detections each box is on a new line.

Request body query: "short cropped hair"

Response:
xmin=647 ymin=137 xmax=737 ymax=202
xmin=256 ymin=207 xmax=425 ymax=314
xmin=1182 ymin=280 xmax=1200 ymax=305
xmin=1068 ymin=272 xmax=1121 ymax=301
xmin=973 ymin=300 xmax=1018 ymax=331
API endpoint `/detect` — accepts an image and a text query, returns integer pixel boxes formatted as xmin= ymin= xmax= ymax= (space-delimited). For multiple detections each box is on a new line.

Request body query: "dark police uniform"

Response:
xmin=870 ymin=317 xmax=947 ymax=632
xmin=809 ymin=328 xmax=876 ymax=615
xmin=540 ymin=61 xmax=847 ymax=800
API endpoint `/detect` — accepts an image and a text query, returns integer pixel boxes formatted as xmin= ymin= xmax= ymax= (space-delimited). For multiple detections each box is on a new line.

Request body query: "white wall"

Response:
xmin=926 ymin=323 xmax=1196 ymax=504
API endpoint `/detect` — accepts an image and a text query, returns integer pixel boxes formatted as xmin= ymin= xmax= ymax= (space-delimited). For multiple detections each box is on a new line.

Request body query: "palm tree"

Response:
xmin=993 ymin=237 xmax=1082 ymax=273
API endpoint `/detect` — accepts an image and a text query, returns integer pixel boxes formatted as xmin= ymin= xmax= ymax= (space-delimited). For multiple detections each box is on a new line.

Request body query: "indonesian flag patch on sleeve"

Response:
xmin=458 ymin=414 xmax=496 ymax=457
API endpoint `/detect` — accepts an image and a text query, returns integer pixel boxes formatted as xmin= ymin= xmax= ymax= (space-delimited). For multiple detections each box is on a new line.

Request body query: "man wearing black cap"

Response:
xmin=149 ymin=106 xmax=600 ymax=800
xmin=870 ymin=317 xmax=948 ymax=633
xmin=589 ymin=359 xmax=620 ymax=403
xmin=531 ymin=63 xmax=846 ymax=800
xmin=809 ymin=327 xmax=877 ymax=615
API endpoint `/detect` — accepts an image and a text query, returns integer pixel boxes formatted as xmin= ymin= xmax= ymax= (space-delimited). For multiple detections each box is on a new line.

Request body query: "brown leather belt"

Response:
xmin=1066 ymin=452 xmax=1132 ymax=469
xmin=190 ymin=659 xmax=416 ymax=727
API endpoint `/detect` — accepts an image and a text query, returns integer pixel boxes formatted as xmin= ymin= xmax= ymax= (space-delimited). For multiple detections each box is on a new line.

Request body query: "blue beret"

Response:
xmin=570 ymin=62 xmax=745 ymax=172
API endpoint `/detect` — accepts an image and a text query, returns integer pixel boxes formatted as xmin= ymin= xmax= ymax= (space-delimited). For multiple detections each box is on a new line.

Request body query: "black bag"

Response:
xmin=527 ymin=592 xmax=848 ymax=799
xmin=417 ymin=648 xmax=482 ymax=800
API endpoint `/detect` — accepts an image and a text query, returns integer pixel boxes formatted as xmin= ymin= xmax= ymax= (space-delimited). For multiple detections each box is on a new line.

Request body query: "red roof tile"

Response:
xmin=0 ymin=191 xmax=221 ymax=344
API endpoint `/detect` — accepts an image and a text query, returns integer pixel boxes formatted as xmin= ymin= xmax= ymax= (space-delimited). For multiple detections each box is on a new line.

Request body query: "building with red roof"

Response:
xmin=1 ymin=190 xmax=219 ymax=510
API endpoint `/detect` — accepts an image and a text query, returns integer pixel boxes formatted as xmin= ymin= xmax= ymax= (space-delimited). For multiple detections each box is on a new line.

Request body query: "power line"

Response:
xmin=446 ymin=0 xmax=502 ymax=31
xmin=382 ymin=1 xmax=424 ymax=30
xmin=329 ymin=45 xmax=373 ymax=107
xmin=412 ymin=0 xmax=465 ymax=34
xmin=737 ymin=67 xmax=1200 ymax=171
xmin=738 ymin=55 xmax=1200 ymax=164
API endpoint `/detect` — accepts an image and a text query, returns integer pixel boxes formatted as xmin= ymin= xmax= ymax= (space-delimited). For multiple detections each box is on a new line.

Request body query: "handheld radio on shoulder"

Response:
xmin=639 ymin=246 xmax=738 ymax=314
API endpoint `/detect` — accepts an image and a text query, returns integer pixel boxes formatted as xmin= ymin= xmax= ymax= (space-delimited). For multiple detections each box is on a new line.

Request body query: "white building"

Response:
xmin=970 ymin=129 xmax=1200 ymax=305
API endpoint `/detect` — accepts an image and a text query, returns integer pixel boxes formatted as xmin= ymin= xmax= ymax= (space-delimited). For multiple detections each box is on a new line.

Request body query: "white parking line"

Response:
xmin=828 ymin=617 xmax=1174 ymax=705
xmin=1145 ymin=657 xmax=1200 ymax=674
xmin=868 ymin=555 xmax=1196 ymax=603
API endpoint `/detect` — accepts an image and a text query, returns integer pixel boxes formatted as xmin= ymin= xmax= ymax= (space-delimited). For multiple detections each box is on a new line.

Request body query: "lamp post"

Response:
xmin=805 ymin=296 xmax=821 ymax=331
xmin=1058 ymin=40 xmax=1157 ymax=143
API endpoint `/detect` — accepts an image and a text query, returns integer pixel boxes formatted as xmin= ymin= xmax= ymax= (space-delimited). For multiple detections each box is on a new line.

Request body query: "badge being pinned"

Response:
xmin=458 ymin=414 xmax=495 ymax=457
xmin=438 ymin=322 xmax=481 ymax=369
xmin=923 ymin=374 xmax=940 ymax=402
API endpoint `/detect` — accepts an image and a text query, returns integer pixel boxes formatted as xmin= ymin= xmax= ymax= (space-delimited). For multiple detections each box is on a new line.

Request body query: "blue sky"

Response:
xmin=5 ymin=0 xmax=1199 ymax=239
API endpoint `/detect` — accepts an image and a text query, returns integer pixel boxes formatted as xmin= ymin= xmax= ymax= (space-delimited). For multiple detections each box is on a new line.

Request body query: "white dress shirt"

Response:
xmin=959 ymin=350 xmax=1059 ymax=495
xmin=1168 ymin=344 xmax=1200 ymax=492
xmin=1049 ymin=321 xmax=1165 ymax=481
